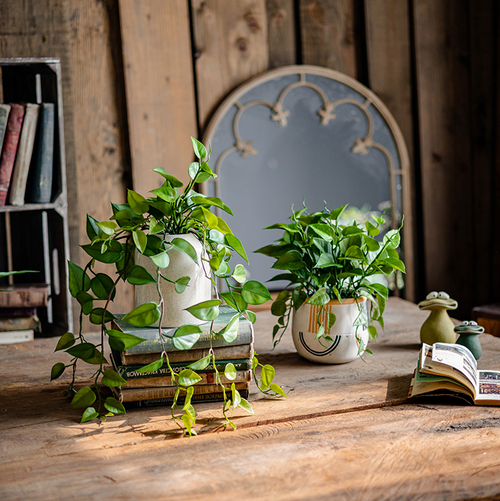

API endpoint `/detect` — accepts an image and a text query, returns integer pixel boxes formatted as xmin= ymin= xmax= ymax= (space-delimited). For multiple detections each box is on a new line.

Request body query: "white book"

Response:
xmin=8 ymin=103 xmax=40 ymax=205
xmin=0 ymin=329 xmax=34 ymax=344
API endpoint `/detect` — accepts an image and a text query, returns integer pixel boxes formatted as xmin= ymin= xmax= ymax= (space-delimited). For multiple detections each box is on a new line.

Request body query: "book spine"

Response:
xmin=113 ymin=356 xmax=252 ymax=379
xmin=0 ymin=286 xmax=49 ymax=308
xmin=118 ymin=316 xmax=254 ymax=355
xmin=0 ymin=315 xmax=40 ymax=332
xmin=0 ymin=104 xmax=25 ymax=206
xmin=115 ymin=381 xmax=250 ymax=403
xmin=9 ymin=103 xmax=40 ymax=206
xmin=123 ymin=389 xmax=250 ymax=408
xmin=0 ymin=104 xmax=11 ymax=152
xmin=119 ymin=342 xmax=254 ymax=366
xmin=0 ymin=329 xmax=34 ymax=344
xmin=28 ymin=103 xmax=55 ymax=203
xmin=122 ymin=370 xmax=252 ymax=389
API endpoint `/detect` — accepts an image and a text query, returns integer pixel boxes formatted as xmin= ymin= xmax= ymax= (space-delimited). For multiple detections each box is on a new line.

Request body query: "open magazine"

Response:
xmin=408 ymin=343 xmax=500 ymax=406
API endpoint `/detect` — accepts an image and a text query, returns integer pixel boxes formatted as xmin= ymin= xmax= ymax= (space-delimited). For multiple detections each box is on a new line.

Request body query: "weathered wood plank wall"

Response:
xmin=0 ymin=0 xmax=498 ymax=325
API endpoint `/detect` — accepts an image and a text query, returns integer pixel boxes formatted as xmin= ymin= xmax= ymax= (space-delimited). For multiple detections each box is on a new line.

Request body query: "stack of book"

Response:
xmin=109 ymin=307 xmax=254 ymax=408
xmin=0 ymin=101 xmax=55 ymax=207
xmin=0 ymin=284 xmax=46 ymax=344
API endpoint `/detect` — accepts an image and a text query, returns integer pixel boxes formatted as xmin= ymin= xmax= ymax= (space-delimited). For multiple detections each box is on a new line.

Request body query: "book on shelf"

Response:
xmin=112 ymin=381 xmax=250 ymax=404
xmin=8 ymin=103 xmax=40 ymax=206
xmin=0 ymin=314 xmax=40 ymax=332
xmin=112 ymin=306 xmax=254 ymax=355
xmin=27 ymin=103 xmax=55 ymax=204
xmin=0 ymin=329 xmax=34 ymax=345
xmin=113 ymin=341 xmax=254 ymax=366
xmin=0 ymin=284 xmax=49 ymax=308
xmin=111 ymin=352 xmax=253 ymax=380
xmin=408 ymin=342 xmax=500 ymax=406
xmin=122 ymin=389 xmax=250 ymax=409
xmin=0 ymin=104 xmax=11 ymax=152
xmin=0 ymin=306 xmax=37 ymax=317
xmin=0 ymin=103 xmax=25 ymax=206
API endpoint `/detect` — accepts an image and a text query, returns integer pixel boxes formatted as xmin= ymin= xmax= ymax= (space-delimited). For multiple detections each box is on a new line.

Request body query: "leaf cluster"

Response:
xmin=51 ymin=138 xmax=285 ymax=434
xmin=256 ymin=203 xmax=405 ymax=347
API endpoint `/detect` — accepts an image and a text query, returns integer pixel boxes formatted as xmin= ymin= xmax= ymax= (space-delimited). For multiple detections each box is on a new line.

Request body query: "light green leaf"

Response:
xmin=245 ymin=310 xmax=257 ymax=324
xmin=106 ymin=329 xmax=146 ymax=352
xmin=174 ymin=276 xmax=190 ymax=294
xmin=188 ymin=355 xmax=211 ymax=371
xmin=238 ymin=398 xmax=254 ymax=414
xmin=127 ymin=189 xmax=148 ymax=214
xmin=315 ymin=253 xmax=336 ymax=269
xmin=133 ymin=230 xmax=147 ymax=254
xmin=225 ymin=234 xmax=248 ymax=262
xmin=308 ymin=288 xmax=330 ymax=306
xmin=81 ymin=407 xmax=99 ymax=423
xmin=186 ymin=299 xmax=221 ymax=321
xmin=368 ymin=325 xmax=378 ymax=340
xmin=152 ymin=168 xmax=183 ymax=187
xmin=97 ymin=220 xmax=117 ymax=236
xmin=224 ymin=363 xmax=237 ymax=381
xmin=384 ymin=257 xmax=406 ymax=273
xmin=136 ymin=359 xmax=164 ymax=373
xmin=173 ymin=324 xmax=202 ymax=350
xmin=151 ymin=250 xmax=169 ymax=269
xmin=122 ymin=302 xmax=161 ymax=327
xmin=231 ymin=264 xmax=246 ymax=283
xmin=241 ymin=281 xmax=272 ymax=305
xmin=270 ymin=383 xmax=287 ymax=398
xmin=178 ymin=369 xmax=202 ymax=386
xmin=191 ymin=137 xmax=207 ymax=159
xmin=231 ymin=383 xmax=241 ymax=408
xmin=260 ymin=364 xmax=275 ymax=390
xmin=218 ymin=314 xmax=239 ymax=343
xmin=345 ymin=245 xmax=365 ymax=260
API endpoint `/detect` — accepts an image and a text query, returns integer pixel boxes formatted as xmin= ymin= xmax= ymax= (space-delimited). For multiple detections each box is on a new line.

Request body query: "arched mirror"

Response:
xmin=202 ymin=65 xmax=413 ymax=297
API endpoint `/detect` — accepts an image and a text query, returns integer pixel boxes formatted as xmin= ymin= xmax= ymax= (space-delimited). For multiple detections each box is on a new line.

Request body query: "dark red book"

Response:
xmin=0 ymin=103 xmax=25 ymax=206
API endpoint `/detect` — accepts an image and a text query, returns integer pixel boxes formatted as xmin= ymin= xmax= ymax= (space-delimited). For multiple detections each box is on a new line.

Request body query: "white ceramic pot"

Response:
xmin=292 ymin=297 xmax=369 ymax=364
xmin=134 ymin=233 xmax=212 ymax=327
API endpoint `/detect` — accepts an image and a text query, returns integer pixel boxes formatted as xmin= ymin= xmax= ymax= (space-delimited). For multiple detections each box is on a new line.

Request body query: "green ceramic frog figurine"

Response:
xmin=454 ymin=320 xmax=484 ymax=360
xmin=418 ymin=291 xmax=458 ymax=345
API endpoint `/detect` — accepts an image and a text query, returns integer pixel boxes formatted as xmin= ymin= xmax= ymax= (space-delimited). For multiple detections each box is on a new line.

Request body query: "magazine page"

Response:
xmin=431 ymin=343 xmax=478 ymax=392
xmin=476 ymin=371 xmax=500 ymax=404
xmin=420 ymin=343 xmax=477 ymax=396
xmin=410 ymin=361 xmax=472 ymax=398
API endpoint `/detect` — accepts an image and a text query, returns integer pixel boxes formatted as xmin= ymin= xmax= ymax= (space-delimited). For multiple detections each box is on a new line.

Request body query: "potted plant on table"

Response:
xmin=256 ymin=203 xmax=405 ymax=364
xmin=51 ymin=137 xmax=285 ymax=436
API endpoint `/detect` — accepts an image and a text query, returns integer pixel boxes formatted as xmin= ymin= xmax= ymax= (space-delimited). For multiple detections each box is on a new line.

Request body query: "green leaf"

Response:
xmin=68 ymin=262 xmax=91 ymax=297
xmin=76 ymin=291 xmax=94 ymax=315
xmin=102 ymin=369 xmax=127 ymax=387
xmin=362 ymin=234 xmax=380 ymax=252
xmin=383 ymin=229 xmax=401 ymax=249
xmin=238 ymin=398 xmax=254 ymax=414
xmin=260 ymin=364 xmax=275 ymax=390
xmin=315 ymin=253 xmax=337 ymax=269
xmin=370 ymin=282 xmax=389 ymax=300
xmin=368 ymin=325 xmax=378 ymax=340
xmin=224 ymin=363 xmax=237 ymax=381
xmin=188 ymin=162 xmax=200 ymax=180
xmin=309 ymin=223 xmax=336 ymax=241
xmin=181 ymin=413 xmax=194 ymax=435
xmin=245 ymin=310 xmax=257 ymax=324
xmin=81 ymin=407 xmax=99 ymax=423
xmin=384 ymin=257 xmax=406 ymax=273
xmin=104 ymin=397 xmax=126 ymax=414
xmin=126 ymin=265 xmax=156 ymax=285
xmin=69 ymin=387 xmax=96 ymax=409
xmin=188 ymin=355 xmax=211 ymax=371
xmin=174 ymin=276 xmax=190 ymax=294
xmin=191 ymin=136 xmax=207 ymax=159
xmin=66 ymin=342 xmax=107 ymax=365
xmin=97 ymin=220 xmax=117 ymax=236
xmin=152 ymin=168 xmax=184 ymax=187
xmin=86 ymin=214 xmax=102 ymax=240
xmin=308 ymin=288 xmax=330 ymax=306
xmin=107 ymin=329 xmax=145 ymax=351
xmin=272 ymin=250 xmax=305 ymax=271
xmin=327 ymin=312 xmax=337 ymax=330
xmin=54 ymin=332 xmax=75 ymax=352
xmin=123 ymin=302 xmax=161 ymax=327
xmin=186 ymin=299 xmax=221 ymax=321
xmin=225 ymin=234 xmax=248 ymax=262
xmin=91 ymin=273 xmax=115 ymax=300
xmin=271 ymin=300 xmax=287 ymax=317
xmin=231 ymin=264 xmax=247 ymax=283
xmin=151 ymin=250 xmax=170 ymax=269
xmin=82 ymin=240 xmax=123 ymax=263
xmin=178 ymin=369 xmax=202 ymax=386
xmin=232 ymin=383 xmax=241 ymax=408
xmin=270 ymin=383 xmax=287 ymax=397
xmin=127 ymin=189 xmax=149 ymax=214
xmin=241 ymin=281 xmax=272 ymax=305
xmin=136 ymin=359 xmax=164 ymax=373
xmin=218 ymin=314 xmax=239 ymax=343
xmin=173 ymin=324 xmax=202 ymax=350
xmin=170 ymin=237 xmax=198 ymax=264
xmin=133 ymin=229 xmax=147 ymax=254
xmin=89 ymin=308 xmax=115 ymax=325
xmin=345 ymin=245 xmax=365 ymax=260
xmin=50 ymin=362 xmax=65 ymax=380
xmin=220 ymin=291 xmax=248 ymax=312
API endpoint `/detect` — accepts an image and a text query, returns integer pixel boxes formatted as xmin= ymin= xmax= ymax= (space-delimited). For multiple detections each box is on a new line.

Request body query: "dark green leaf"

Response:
xmin=126 ymin=265 xmax=156 ymax=285
xmin=315 ymin=253 xmax=336 ymax=269
xmin=152 ymin=168 xmax=183 ymax=187
xmin=127 ymin=189 xmax=148 ymax=214
xmin=68 ymin=262 xmax=91 ymax=297
xmin=91 ymin=273 xmax=116 ymax=300
xmin=54 ymin=332 xmax=75 ymax=352
xmin=89 ymin=308 xmax=115 ymax=325
xmin=107 ymin=329 xmax=145 ymax=351
xmin=272 ymin=250 xmax=305 ymax=271
xmin=102 ymin=369 xmax=127 ymax=387
xmin=86 ymin=215 xmax=102 ymax=240
xmin=51 ymin=362 xmax=65 ymax=380
xmin=383 ymin=257 xmax=405 ymax=273
xmin=169 ymin=237 xmax=198 ymax=264
xmin=104 ymin=397 xmax=126 ymax=414
xmin=82 ymin=241 xmax=122 ymax=263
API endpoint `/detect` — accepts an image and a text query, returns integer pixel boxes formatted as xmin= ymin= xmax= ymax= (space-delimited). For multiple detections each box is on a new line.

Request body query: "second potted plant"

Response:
xmin=256 ymin=203 xmax=405 ymax=364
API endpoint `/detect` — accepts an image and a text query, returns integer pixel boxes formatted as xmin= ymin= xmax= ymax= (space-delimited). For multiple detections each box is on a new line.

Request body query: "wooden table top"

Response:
xmin=2 ymin=298 xmax=500 ymax=500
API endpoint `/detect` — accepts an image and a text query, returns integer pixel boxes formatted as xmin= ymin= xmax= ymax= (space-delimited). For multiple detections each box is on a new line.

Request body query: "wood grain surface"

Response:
xmin=2 ymin=299 xmax=500 ymax=500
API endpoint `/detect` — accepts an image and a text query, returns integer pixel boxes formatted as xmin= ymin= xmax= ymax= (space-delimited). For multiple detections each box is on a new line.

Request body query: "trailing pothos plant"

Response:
xmin=51 ymin=137 xmax=285 ymax=436
xmin=256 ymin=203 xmax=405 ymax=352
